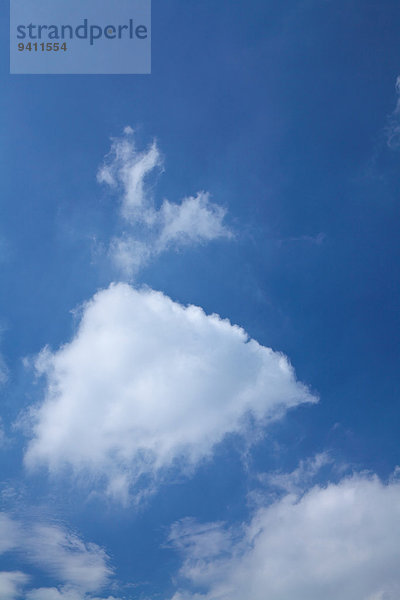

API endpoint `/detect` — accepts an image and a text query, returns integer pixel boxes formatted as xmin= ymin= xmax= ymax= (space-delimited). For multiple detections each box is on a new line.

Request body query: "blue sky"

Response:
xmin=1 ymin=1 xmax=400 ymax=599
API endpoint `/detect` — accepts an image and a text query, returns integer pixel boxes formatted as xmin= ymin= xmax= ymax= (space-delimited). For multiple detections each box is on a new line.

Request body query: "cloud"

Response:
xmin=167 ymin=519 xmax=235 ymax=562
xmin=0 ymin=351 xmax=8 ymax=385
xmin=108 ymin=237 xmax=152 ymax=277
xmin=168 ymin=473 xmax=400 ymax=600
xmin=263 ymin=451 xmax=333 ymax=494
xmin=25 ymin=283 xmax=315 ymax=502
xmin=0 ymin=422 xmax=6 ymax=448
xmin=278 ymin=232 xmax=326 ymax=247
xmin=157 ymin=193 xmax=232 ymax=251
xmin=0 ymin=512 xmax=21 ymax=553
xmin=97 ymin=131 xmax=162 ymax=225
xmin=25 ymin=588 xmax=121 ymax=600
xmin=0 ymin=513 xmax=111 ymax=594
xmin=0 ymin=572 xmax=29 ymax=600
xmin=0 ymin=417 xmax=11 ymax=450
xmin=0 ymin=362 xmax=7 ymax=385
xmin=97 ymin=129 xmax=232 ymax=277
xmin=24 ymin=524 xmax=112 ymax=592
xmin=386 ymin=76 xmax=400 ymax=149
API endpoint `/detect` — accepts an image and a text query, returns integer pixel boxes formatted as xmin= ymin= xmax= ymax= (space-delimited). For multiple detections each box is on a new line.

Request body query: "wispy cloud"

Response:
xmin=0 ymin=349 xmax=8 ymax=386
xmin=0 ymin=512 xmax=20 ymax=553
xmin=386 ymin=76 xmax=400 ymax=149
xmin=26 ymin=589 xmax=122 ymax=600
xmin=24 ymin=283 xmax=316 ymax=503
xmin=278 ymin=232 xmax=326 ymax=247
xmin=97 ymin=129 xmax=162 ymax=225
xmin=168 ymin=472 xmax=400 ymax=600
xmin=0 ymin=417 xmax=9 ymax=449
xmin=262 ymin=452 xmax=333 ymax=494
xmin=24 ymin=524 xmax=112 ymax=592
xmin=0 ymin=513 xmax=113 ymax=597
xmin=97 ymin=129 xmax=233 ymax=277
xmin=0 ymin=571 xmax=29 ymax=600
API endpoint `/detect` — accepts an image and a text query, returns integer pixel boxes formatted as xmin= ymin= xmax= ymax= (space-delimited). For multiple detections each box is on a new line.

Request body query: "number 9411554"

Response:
xmin=18 ymin=42 xmax=67 ymax=52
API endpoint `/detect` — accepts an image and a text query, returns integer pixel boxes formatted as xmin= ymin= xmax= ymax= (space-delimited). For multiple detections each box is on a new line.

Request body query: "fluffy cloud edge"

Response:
xmin=167 ymin=472 xmax=400 ymax=600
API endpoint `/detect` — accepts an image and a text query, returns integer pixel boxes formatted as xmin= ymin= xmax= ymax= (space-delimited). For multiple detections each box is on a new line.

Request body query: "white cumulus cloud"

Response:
xmin=25 ymin=283 xmax=315 ymax=502
xmin=168 ymin=474 xmax=400 ymax=600
xmin=97 ymin=129 xmax=232 ymax=277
